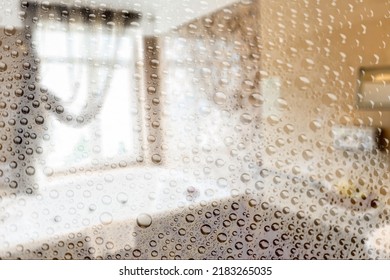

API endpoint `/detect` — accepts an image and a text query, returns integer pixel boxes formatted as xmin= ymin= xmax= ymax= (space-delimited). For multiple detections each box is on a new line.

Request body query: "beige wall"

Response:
xmin=259 ymin=0 xmax=390 ymax=141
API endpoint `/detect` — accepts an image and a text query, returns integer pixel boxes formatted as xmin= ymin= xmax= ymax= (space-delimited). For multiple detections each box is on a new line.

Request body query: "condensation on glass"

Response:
xmin=0 ymin=0 xmax=389 ymax=259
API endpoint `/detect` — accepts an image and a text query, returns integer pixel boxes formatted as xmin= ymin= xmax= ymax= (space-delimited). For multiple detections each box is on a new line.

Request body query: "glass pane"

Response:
xmin=0 ymin=0 xmax=389 ymax=260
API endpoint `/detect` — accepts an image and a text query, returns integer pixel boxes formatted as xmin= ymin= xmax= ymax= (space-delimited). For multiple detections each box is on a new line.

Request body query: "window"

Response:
xmin=0 ymin=0 xmax=390 ymax=261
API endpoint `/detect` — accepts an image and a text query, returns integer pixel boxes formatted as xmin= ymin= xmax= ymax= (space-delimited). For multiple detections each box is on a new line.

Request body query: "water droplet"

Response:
xmin=132 ymin=249 xmax=141 ymax=258
xmin=275 ymin=248 xmax=284 ymax=257
xmin=198 ymin=246 xmax=206 ymax=254
xmin=55 ymin=105 xmax=64 ymax=114
xmin=136 ymin=213 xmax=152 ymax=228
xmin=213 ymin=91 xmax=227 ymax=105
xmin=240 ymin=173 xmax=251 ymax=182
xmin=217 ymin=177 xmax=228 ymax=188
xmin=249 ymin=92 xmax=263 ymax=107
xmin=105 ymin=241 xmax=115 ymax=250
xmin=41 ymin=1 xmax=50 ymax=11
xmin=240 ymin=113 xmax=252 ymax=124
xmin=13 ymin=136 xmax=22 ymax=145
xmin=99 ymin=212 xmax=113 ymax=225
xmin=0 ymin=62 xmax=7 ymax=72
xmin=185 ymin=214 xmax=195 ymax=223
xmin=35 ymin=116 xmax=44 ymax=125
xmin=200 ymin=224 xmax=212 ymax=235
xmin=151 ymin=154 xmax=161 ymax=164
xmin=302 ymin=149 xmax=314 ymax=160
xmin=310 ymin=120 xmax=322 ymax=131
xmin=248 ymin=199 xmax=257 ymax=207
xmin=25 ymin=166 xmax=35 ymax=176
xmin=64 ymin=253 xmax=73 ymax=260
xmin=116 ymin=192 xmax=128 ymax=204
xmin=178 ymin=228 xmax=186 ymax=236
xmin=323 ymin=92 xmax=338 ymax=104
xmin=296 ymin=76 xmax=310 ymax=89
xmin=150 ymin=59 xmax=159 ymax=69
xmin=259 ymin=239 xmax=269 ymax=249
xmin=95 ymin=237 xmax=104 ymax=245
xmin=4 ymin=25 xmax=16 ymax=36
xmin=235 ymin=242 xmax=244 ymax=250
xmin=15 ymin=89 xmax=24 ymax=97
xmin=217 ymin=233 xmax=227 ymax=243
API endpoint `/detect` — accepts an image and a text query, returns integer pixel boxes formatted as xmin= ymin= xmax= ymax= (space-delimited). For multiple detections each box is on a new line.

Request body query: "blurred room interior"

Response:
xmin=0 ymin=0 xmax=390 ymax=259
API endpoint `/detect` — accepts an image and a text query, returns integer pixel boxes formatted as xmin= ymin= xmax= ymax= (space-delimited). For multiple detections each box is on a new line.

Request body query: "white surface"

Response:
xmin=0 ymin=166 xmax=232 ymax=251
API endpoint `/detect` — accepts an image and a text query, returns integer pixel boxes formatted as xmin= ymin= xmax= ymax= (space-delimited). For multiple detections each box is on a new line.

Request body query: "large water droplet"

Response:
xmin=136 ymin=213 xmax=152 ymax=228
xmin=4 ymin=25 xmax=16 ymax=36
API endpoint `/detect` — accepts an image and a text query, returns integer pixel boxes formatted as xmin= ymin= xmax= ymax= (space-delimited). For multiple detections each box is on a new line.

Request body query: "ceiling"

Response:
xmin=0 ymin=0 xmax=240 ymax=34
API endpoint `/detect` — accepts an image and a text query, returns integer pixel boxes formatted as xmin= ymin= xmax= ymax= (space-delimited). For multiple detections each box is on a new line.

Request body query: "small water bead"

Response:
xmin=151 ymin=154 xmax=162 ymax=164
xmin=259 ymin=239 xmax=269 ymax=249
xmin=240 ymin=173 xmax=251 ymax=182
xmin=13 ymin=136 xmax=23 ymax=145
xmin=21 ymin=106 xmax=30 ymax=114
xmin=0 ymin=62 xmax=7 ymax=72
xmin=240 ymin=113 xmax=252 ymax=124
xmin=237 ymin=219 xmax=245 ymax=227
xmin=178 ymin=228 xmax=186 ymax=236
xmin=248 ymin=199 xmax=257 ymax=207
xmin=105 ymin=242 xmax=115 ymax=250
xmin=275 ymin=248 xmax=284 ymax=257
xmin=99 ymin=212 xmax=113 ymax=225
xmin=217 ymin=233 xmax=228 ymax=243
xmin=101 ymin=195 xmax=112 ymax=205
xmin=116 ymin=192 xmax=128 ymax=204
xmin=25 ymin=166 xmax=35 ymax=176
xmin=200 ymin=224 xmax=212 ymax=235
xmin=213 ymin=91 xmax=227 ymax=105
xmin=198 ymin=246 xmax=206 ymax=254
xmin=217 ymin=177 xmax=228 ymax=188
xmin=35 ymin=116 xmax=44 ymax=125
xmin=132 ymin=249 xmax=142 ymax=258
xmin=235 ymin=242 xmax=244 ymax=250
xmin=231 ymin=202 xmax=240 ymax=211
xmin=64 ymin=253 xmax=73 ymax=260
xmin=55 ymin=105 xmax=64 ymax=114
xmin=136 ymin=213 xmax=152 ymax=228
xmin=249 ymin=92 xmax=263 ymax=107
xmin=15 ymin=88 xmax=24 ymax=97
xmin=302 ymin=149 xmax=314 ymax=160
xmin=212 ymin=159 xmax=224 ymax=170
xmin=150 ymin=59 xmax=160 ymax=69
xmin=186 ymin=214 xmax=195 ymax=223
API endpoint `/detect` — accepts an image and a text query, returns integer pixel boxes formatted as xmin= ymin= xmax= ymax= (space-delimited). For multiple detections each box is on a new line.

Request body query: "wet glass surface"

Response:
xmin=0 ymin=0 xmax=390 ymax=259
